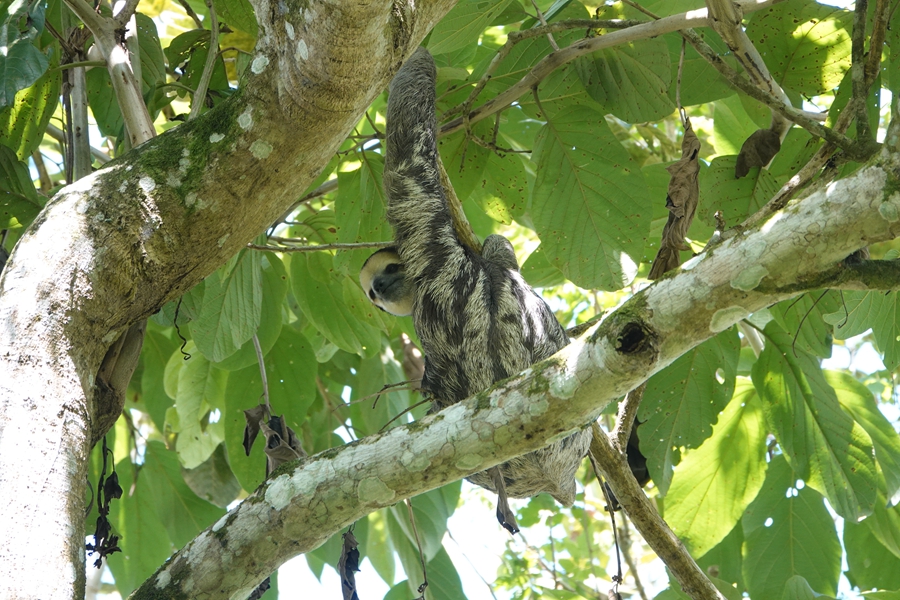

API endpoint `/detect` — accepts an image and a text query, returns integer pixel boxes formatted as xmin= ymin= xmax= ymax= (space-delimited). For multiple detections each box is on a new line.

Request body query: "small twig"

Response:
xmin=528 ymin=0 xmax=559 ymax=50
xmin=676 ymin=38 xmax=686 ymax=125
xmin=50 ymin=60 xmax=107 ymax=71
xmin=247 ymin=241 xmax=393 ymax=252
xmin=850 ymin=0 xmax=873 ymax=144
xmin=112 ymin=0 xmax=141 ymax=28
xmin=252 ymin=335 xmax=271 ymax=414
xmin=176 ymin=0 xmax=205 ymax=28
xmin=378 ymin=398 xmax=431 ymax=432
xmin=618 ymin=517 xmax=650 ymax=600
xmin=188 ymin=0 xmax=220 ymax=121
xmin=405 ymin=499 xmax=429 ymax=599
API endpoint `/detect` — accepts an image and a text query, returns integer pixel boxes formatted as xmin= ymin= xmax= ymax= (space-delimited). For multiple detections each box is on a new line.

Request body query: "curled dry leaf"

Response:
xmin=242 ymin=404 xmax=269 ymax=456
xmin=337 ymin=528 xmax=361 ymax=600
xmin=649 ymin=120 xmax=701 ymax=280
xmin=489 ymin=466 xmax=520 ymax=534
xmin=260 ymin=414 xmax=307 ymax=475
xmin=735 ymin=127 xmax=781 ymax=178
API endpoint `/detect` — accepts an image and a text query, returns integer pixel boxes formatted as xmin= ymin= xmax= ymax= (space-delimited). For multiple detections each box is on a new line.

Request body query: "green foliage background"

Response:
xmin=2 ymin=0 xmax=900 ymax=598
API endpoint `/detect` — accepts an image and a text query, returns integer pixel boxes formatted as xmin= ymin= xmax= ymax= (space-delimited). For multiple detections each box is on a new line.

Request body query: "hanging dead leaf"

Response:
xmin=649 ymin=120 xmax=701 ymax=280
xmin=489 ymin=466 xmax=520 ymax=534
xmin=260 ymin=414 xmax=306 ymax=475
xmin=242 ymin=404 xmax=269 ymax=456
xmin=735 ymin=128 xmax=780 ymax=178
xmin=337 ymin=528 xmax=361 ymax=600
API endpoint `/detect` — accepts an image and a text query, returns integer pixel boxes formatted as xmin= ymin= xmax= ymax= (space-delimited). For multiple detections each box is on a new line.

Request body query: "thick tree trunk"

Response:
xmin=0 ymin=0 xmax=455 ymax=597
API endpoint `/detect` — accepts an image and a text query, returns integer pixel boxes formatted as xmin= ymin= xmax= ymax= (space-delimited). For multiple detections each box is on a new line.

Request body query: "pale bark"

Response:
xmin=134 ymin=154 xmax=900 ymax=598
xmin=0 ymin=0 xmax=454 ymax=597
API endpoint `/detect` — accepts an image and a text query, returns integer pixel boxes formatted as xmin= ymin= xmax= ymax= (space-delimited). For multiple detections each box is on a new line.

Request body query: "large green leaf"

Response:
xmin=742 ymin=456 xmax=841 ymax=600
xmin=106 ymin=458 xmax=174 ymax=598
xmin=165 ymin=343 xmax=228 ymax=468
xmin=752 ymin=324 xmax=878 ymax=520
xmin=0 ymin=1 xmax=49 ymax=108
xmin=141 ymin=441 xmax=226 ymax=547
xmin=576 ymin=36 xmax=674 ymax=122
xmin=844 ymin=514 xmax=900 ymax=591
xmin=827 ymin=370 xmax=900 ymax=501
xmin=469 ymin=150 xmax=529 ymax=223
xmin=140 ymin=326 xmax=179 ymax=431
xmin=781 ymin=576 xmax=837 ymax=600
xmin=438 ymin=121 xmax=492 ymax=205
xmin=531 ymin=105 xmax=649 ymax=290
xmin=291 ymin=252 xmax=383 ymax=356
xmin=0 ymin=63 xmax=59 ymax=159
xmin=388 ymin=482 xmax=461 ymax=562
xmin=214 ymin=252 xmax=286 ymax=371
xmin=711 ymin=95 xmax=763 ymax=156
xmin=428 ymin=0 xmax=514 ymax=55
xmin=211 ymin=0 xmax=257 ymax=36
xmin=333 ymin=153 xmax=391 ymax=276
xmin=746 ymin=0 xmax=852 ymax=96
xmin=665 ymin=379 xmax=768 ymax=558
xmin=696 ymin=523 xmax=744 ymax=591
xmin=699 ymin=155 xmax=780 ymax=228
xmin=191 ymin=249 xmax=263 ymax=362
xmin=665 ymin=32 xmax=732 ymax=107
xmin=0 ymin=143 xmax=42 ymax=228
xmin=347 ymin=343 xmax=411 ymax=437
xmin=824 ymin=290 xmax=900 ymax=371
xmin=639 ymin=327 xmax=740 ymax=494
xmin=769 ymin=291 xmax=840 ymax=359
xmin=866 ymin=495 xmax=900 ymax=560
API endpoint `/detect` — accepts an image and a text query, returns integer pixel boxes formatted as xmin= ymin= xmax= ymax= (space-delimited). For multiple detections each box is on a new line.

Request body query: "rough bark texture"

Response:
xmin=136 ymin=154 xmax=900 ymax=598
xmin=0 ymin=0 xmax=455 ymax=597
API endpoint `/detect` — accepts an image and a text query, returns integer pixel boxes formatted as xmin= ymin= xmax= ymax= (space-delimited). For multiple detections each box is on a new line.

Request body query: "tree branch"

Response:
xmin=130 ymin=153 xmax=900 ymax=597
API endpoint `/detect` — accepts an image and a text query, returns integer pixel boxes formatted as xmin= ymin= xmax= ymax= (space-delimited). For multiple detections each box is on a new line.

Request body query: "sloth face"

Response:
xmin=359 ymin=248 xmax=414 ymax=316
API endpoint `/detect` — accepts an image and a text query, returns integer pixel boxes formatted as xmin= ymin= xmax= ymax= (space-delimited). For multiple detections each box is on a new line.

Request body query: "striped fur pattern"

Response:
xmin=383 ymin=48 xmax=590 ymax=505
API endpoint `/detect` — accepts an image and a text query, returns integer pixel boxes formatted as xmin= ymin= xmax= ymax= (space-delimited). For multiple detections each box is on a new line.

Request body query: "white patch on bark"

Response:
xmin=710 ymin=306 xmax=750 ymax=332
xmin=358 ymin=476 xmax=395 ymax=504
xmin=217 ymin=234 xmax=230 ymax=247
xmin=400 ymin=450 xmax=430 ymax=472
xmin=251 ymin=55 xmax=269 ymax=74
xmin=879 ymin=195 xmax=900 ymax=221
xmin=455 ymin=454 xmax=483 ymax=470
xmin=285 ymin=21 xmax=295 ymax=39
xmin=156 ymin=570 xmax=171 ymax=588
xmin=238 ymin=108 xmax=253 ymax=130
xmin=250 ymin=140 xmax=273 ymax=159
xmin=139 ymin=176 xmax=155 ymax=193
xmin=209 ymin=133 xmax=225 ymax=143
xmin=296 ymin=39 xmax=309 ymax=61
xmin=731 ymin=265 xmax=769 ymax=291
xmin=212 ymin=515 xmax=228 ymax=532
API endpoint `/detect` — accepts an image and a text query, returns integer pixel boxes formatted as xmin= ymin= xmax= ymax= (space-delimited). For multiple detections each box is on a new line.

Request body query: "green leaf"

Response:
xmin=347 ymin=343 xmax=411 ymax=437
xmin=781 ymin=576 xmax=837 ymax=600
xmin=438 ymin=122 xmax=491 ymax=204
xmin=825 ymin=290 xmax=900 ymax=371
xmin=699 ymin=155 xmax=780 ymax=227
xmin=520 ymin=245 xmax=566 ymax=288
xmin=106 ymin=458 xmax=174 ymax=598
xmin=827 ymin=370 xmax=900 ymax=501
xmin=167 ymin=345 xmax=228 ymax=468
xmin=388 ymin=482 xmax=461 ymax=562
xmin=0 ymin=5 xmax=49 ymax=108
xmin=291 ymin=252 xmax=383 ymax=356
xmin=752 ymin=324 xmax=877 ymax=520
xmin=142 ymin=441 xmax=226 ymax=547
xmin=181 ymin=443 xmax=242 ymax=508
xmin=531 ymin=105 xmax=650 ymax=290
xmin=769 ymin=291 xmax=840 ymax=358
xmin=665 ymin=379 xmax=768 ymax=558
xmin=665 ymin=32 xmax=732 ymax=107
xmin=140 ymin=326 xmax=179 ymax=431
xmin=576 ymin=36 xmax=674 ymax=122
xmin=0 ymin=63 xmax=59 ymax=159
xmin=746 ymin=0 xmax=852 ymax=96
xmin=214 ymin=252 xmax=287 ymax=371
xmin=86 ymin=65 xmax=124 ymax=137
xmin=428 ymin=0 xmax=514 ymax=55
xmin=333 ymin=153 xmax=391 ymax=276
xmin=844 ymin=514 xmax=900 ymax=591
xmin=211 ymin=0 xmax=258 ymax=36
xmin=711 ymin=95 xmax=764 ymax=156
xmin=866 ymin=496 xmax=900 ymax=560
xmin=191 ymin=249 xmax=262 ymax=362
xmin=365 ymin=510 xmax=395 ymax=585
xmin=0 ymin=143 xmax=42 ymax=228
xmin=696 ymin=522 xmax=744 ymax=591
xmin=469 ymin=150 xmax=529 ymax=223
xmin=742 ymin=456 xmax=841 ymax=600
xmin=639 ymin=327 xmax=741 ymax=494
xmin=387 ymin=511 xmax=466 ymax=600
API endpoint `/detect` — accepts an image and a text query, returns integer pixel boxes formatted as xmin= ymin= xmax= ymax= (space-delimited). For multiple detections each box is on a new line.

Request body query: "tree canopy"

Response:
xmin=1 ymin=0 xmax=900 ymax=599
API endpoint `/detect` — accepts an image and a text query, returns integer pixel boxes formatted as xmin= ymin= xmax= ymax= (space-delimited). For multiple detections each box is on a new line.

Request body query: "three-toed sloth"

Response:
xmin=360 ymin=48 xmax=590 ymax=531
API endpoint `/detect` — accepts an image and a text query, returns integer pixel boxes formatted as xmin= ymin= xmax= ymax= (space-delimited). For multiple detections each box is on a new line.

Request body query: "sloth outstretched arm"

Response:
xmin=374 ymin=48 xmax=591 ymax=531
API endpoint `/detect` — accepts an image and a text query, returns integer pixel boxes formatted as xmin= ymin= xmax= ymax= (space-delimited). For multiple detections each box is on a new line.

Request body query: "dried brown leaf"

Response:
xmin=260 ymin=414 xmax=306 ymax=475
xmin=735 ymin=128 xmax=781 ymax=178
xmin=337 ymin=528 xmax=361 ymax=600
xmin=242 ymin=404 xmax=269 ymax=456
xmin=649 ymin=120 xmax=701 ymax=280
